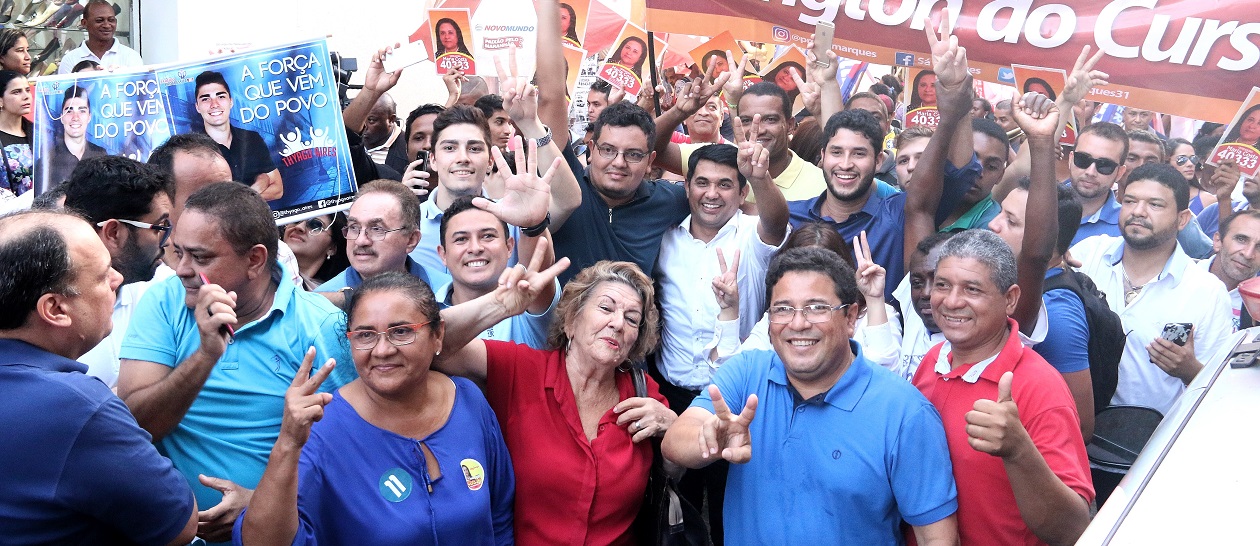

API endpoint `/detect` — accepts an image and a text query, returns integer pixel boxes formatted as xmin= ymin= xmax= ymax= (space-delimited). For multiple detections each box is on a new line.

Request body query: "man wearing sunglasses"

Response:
xmin=1069 ymin=123 xmax=1215 ymax=257
xmin=60 ymin=156 xmax=172 ymax=389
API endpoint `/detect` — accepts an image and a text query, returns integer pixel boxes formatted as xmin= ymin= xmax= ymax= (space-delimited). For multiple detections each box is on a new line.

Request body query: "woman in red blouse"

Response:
xmin=438 ymin=260 xmax=677 ymax=545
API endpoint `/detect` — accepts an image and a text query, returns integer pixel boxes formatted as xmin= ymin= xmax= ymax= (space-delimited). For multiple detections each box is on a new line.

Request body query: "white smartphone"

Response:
xmin=383 ymin=41 xmax=429 ymax=73
xmin=813 ymin=21 xmax=835 ymax=67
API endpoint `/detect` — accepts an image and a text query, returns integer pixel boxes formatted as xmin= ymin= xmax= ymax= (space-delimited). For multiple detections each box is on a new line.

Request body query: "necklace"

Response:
xmin=1121 ymin=266 xmax=1148 ymax=306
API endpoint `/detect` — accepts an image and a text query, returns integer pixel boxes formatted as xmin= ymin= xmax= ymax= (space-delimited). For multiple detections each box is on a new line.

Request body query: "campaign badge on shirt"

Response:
xmin=379 ymin=468 xmax=414 ymax=502
xmin=460 ymin=459 xmax=485 ymax=491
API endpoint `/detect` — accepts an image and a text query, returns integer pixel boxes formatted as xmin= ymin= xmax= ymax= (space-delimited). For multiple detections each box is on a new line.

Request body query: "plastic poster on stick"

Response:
xmin=1208 ymin=87 xmax=1260 ymax=179
xmin=1012 ymin=64 xmax=1074 ymax=146
xmin=596 ymin=22 xmax=665 ymax=97
xmin=905 ymin=67 xmax=939 ymax=129
xmin=429 ymin=8 xmax=477 ymax=75
xmin=689 ymin=31 xmax=742 ymax=76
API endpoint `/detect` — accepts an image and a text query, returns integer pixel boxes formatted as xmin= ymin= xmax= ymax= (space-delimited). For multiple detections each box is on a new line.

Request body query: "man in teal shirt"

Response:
xmin=118 ymin=183 xmax=354 ymax=544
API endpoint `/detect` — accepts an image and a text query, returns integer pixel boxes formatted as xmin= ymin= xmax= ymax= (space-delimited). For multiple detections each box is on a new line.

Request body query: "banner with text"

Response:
xmin=34 ymin=39 xmax=358 ymax=223
xmin=644 ymin=0 xmax=1260 ymax=123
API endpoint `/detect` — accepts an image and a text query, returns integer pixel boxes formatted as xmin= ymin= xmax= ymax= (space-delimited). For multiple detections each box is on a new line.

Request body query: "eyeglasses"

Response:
xmin=1175 ymin=154 xmax=1199 ymax=167
xmin=767 ymin=303 xmax=850 ymax=324
xmin=98 ymin=218 xmax=172 ymax=246
xmin=302 ymin=217 xmax=329 ymax=235
xmin=346 ymin=322 xmax=431 ymax=350
xmin=343 ymin=224 xmax=408 ymax=241
xmin=1072 ymin=151 xmax=1120 ymax=176
xmin=594 ymin=144 xmax=648 ymax=164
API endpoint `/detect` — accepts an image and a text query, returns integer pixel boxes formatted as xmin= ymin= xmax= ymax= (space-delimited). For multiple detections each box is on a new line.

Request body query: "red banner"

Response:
xmin=644 ymin=0 xmax=1260 ymax=122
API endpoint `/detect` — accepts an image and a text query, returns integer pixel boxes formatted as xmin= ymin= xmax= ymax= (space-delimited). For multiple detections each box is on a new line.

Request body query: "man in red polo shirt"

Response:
xmin=912 ymin=229 xmax=1093 ymax=546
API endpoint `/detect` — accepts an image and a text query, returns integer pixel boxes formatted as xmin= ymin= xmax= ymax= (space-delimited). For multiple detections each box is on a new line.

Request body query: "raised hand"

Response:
xmin=473 ymin=137 xmax=560 ymax=228
xmin=279 ymin=347 xmax=336 ymax=450
xmin=365 ymin=43 xmax=404 ymax=94
xmin=965 ymin=371 xmax=1029 ymax=458
xmin=791 ymin=67 xmax=821 ymax=118
xmin=400 ymin=157 xmax=430 ymax=197
xmin=493 ymin=236 xmax=571 ymax=316
xmin=443 ymin=68 xmax=467 ymax=104
xmin=721 ymin=49 xmax=749 ymax=111
xmin=712 ymin=248 xmax=741 ymax=313
xmin=677 ymin=58 xmax=731 ymax=117
xmin=1061 ymin=45 xmax=1108 ymax=106
xmin=1208 ymin=159 xmax=1241 ymax=202
xmin=495 ymin=45 xmax=540 ymax=126
xmin=699 ymin=385 xmax=758 ymax=463
xmin=924 ymin=15 xmax=968 ymax=90
xmin=853 ymin=231 xmax=885 ymax=300
xmin=805 ymin=36 xmax=839 ymax=85
xmin=1012 ymin=91 xmax=1061 ymax=140
xmin=735 ymin=115 xmax=770 ymax=181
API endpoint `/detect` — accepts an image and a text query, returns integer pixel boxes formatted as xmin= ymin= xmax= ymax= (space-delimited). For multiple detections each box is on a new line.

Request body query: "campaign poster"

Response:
xmin=33 ymin=71 xmax=171 ymax=195
xmin=905 ymin=67 xmax=939 ymax=129
xmin=598 ymin=22 xmax=662 ymax=96
xmin=154 ymin=39 xmax=358 ymax=222
xmin=557 ymin=0 xmax=591 ymax=49
xmin=430 ymin=8 xmax=478 ymax=75
xmin=1208 ymin=87 xmax=1260 ymax=180
xmin=755 ymin=46 xmax=807 ymax=115
xmin=689 ymin=31 xmax=742 ymax=77
xmin=1011 ymin=64 xmax=1074 ymax=147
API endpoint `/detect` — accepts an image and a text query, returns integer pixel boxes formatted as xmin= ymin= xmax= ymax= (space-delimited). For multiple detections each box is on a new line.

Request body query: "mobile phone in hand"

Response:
xmin=1160 ymin=322 xmax=1192 ymax=346
xmin=415 ymin=150 xmax=430 ymax=172
xmin=812 ymin=21 xmax=835 ymax=67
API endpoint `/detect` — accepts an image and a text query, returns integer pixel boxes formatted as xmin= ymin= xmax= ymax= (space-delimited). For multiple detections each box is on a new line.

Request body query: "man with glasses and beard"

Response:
xmin=61 ymin=156 xmax=173 ymax=389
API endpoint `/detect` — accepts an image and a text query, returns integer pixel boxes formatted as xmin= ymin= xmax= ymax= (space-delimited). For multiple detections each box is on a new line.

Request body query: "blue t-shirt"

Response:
xmin=233 ymin=377 xmax=514 ymax=545
xmin=691 ymin=344 xmax=957 ymax=545
xmin=1034 ymin=268 xmax=1091 ymax=374
xmin=552 ymin=146 xmax=689 ymax=285
xmin=120 ymin=273 xmax=356 ymax=511
xmin=0 ymin=339 xmax=194 ymax=544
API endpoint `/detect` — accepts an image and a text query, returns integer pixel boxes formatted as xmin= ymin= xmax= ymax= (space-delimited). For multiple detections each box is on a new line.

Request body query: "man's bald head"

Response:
xmin=363 ymin=93 xmax=399 ymax=149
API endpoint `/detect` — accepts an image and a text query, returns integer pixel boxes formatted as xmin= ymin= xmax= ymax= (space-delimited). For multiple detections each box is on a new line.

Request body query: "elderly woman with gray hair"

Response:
xmin=437 ymin=260 xmax=677 ymax=545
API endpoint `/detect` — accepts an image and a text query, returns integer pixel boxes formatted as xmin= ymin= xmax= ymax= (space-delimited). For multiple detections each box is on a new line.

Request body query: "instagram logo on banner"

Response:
xmin=772 ymin=26 xmax=790 ymax=42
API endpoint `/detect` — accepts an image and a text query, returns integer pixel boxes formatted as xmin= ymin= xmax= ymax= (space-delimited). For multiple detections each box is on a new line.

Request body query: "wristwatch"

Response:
xmin=521 ymin=212 xmax=551 ymax=238
xmin=533 ymin=126 xmax=553 ymax=148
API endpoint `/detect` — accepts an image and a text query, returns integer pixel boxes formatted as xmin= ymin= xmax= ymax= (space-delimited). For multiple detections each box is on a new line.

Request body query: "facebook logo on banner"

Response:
xmin=998 ymin=67 xmax=1015 ymax=83
xmin=894 ymin=52 xmax=914 ymax=67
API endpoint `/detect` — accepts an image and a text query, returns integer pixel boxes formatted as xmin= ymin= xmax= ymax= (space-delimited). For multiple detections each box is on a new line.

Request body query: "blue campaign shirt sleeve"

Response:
xmin=118 ymin=277 xmax=185 ymax=366
xmin=1197 ymin=202 xmax=1221 ymax=237
xmin=60 ymin=397 xmax=195 ymax=545
xmin=313 ymin=304 xmax=358 ymax=389
xmin=1176 ymin=215 xmax=1214 ymax=259
xmin=891 ymin=402 xmax=958 ymax=527
xmin=937 ymin=154 xmax=982 ymax=228
xmin=1034 ymin=289 xmax=1091 ymax=374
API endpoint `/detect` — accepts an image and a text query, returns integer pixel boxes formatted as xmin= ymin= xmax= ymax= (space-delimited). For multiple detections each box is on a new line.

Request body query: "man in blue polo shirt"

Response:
xmin=552 ymin=101 xmax=689 ymax=284
xmin=663 ymin=247 xmax=958 ymax=545
xmin=118 ymin=183 xmax=355 ymax=544
xmin=0 ymin=210 xmax=197 ymax=544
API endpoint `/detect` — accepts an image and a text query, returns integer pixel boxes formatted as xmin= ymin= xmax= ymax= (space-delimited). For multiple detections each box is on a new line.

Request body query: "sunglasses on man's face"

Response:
xmin=1072 ymin=151 xmax=1120 ymax=176
xmin=1175 ymin=154 xmax=1200 ymax=167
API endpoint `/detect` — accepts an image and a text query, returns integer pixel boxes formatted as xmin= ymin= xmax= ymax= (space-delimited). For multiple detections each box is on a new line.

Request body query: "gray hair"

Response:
xmin=937 ymin=229 xmax=1018 ymax=292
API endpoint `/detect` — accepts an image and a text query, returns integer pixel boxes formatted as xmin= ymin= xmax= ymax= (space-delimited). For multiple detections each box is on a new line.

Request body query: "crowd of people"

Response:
xmin=1 ymin=1 xmax=1255 ymax=545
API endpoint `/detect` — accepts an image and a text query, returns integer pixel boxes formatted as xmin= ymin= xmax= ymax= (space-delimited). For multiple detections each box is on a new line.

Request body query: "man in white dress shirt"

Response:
xmin=57 ymin=1 xmax=143 ymax=74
